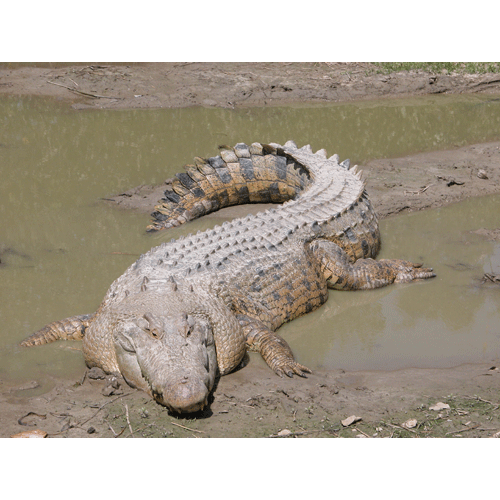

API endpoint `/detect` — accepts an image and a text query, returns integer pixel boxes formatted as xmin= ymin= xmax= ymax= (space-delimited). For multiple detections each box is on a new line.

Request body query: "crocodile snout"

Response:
xmin=157 ymin=376 xmax=210 ymax=413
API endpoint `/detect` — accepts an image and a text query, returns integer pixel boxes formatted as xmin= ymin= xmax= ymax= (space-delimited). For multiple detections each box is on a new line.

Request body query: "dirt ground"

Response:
xmin=2 ymin=62 xmax=500 ymax=111
xmin=2 ymin=62 xmax=500 ymax=438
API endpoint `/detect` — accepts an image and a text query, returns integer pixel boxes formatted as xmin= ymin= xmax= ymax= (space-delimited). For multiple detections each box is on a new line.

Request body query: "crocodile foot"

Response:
xmin=241 ymin=316 xmax=312 ymax=378
xmin=310 ymin=239 xmax=436 ymax=290
xmin=382 ymin=259 xmax=436 ymax=283
xmin=273 ymin=357 xmax=312 ymax=379
xmin=259 ymin=333 xmax=312 ymax=378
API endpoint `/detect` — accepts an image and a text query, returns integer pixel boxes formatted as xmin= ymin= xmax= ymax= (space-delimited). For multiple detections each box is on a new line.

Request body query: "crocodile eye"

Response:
xmin=148 ymin=328 xmax=161 ymax=339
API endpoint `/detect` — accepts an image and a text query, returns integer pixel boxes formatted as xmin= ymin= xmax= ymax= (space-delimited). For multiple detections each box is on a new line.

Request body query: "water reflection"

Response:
xmin=281 ymin=194 xmax=500 ymax=370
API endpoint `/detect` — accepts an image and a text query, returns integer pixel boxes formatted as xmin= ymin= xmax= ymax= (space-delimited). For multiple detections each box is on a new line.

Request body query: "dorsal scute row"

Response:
xmin=137 ymin=141 xmax=367 ymax=278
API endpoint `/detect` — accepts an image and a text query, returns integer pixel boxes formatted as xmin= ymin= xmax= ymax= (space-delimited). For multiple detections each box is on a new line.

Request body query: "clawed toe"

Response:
xmin=276 ymin=362 xmax=312 ymax=378
xmin=415 ymin=267 xmax=436 ymax=279
xmin=394 ymin=261 xmax=436 ymax=283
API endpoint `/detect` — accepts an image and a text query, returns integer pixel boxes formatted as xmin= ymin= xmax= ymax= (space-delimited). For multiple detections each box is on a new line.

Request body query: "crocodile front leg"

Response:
xmin=309 ymin=239 xmax=436 ymax=290
xmin=237 ymin=315 xmax=311 ymax=378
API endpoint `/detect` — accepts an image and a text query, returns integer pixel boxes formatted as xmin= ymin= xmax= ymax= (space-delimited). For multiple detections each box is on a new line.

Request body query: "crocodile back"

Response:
xmin=140 ymin=142 xmax=379 ymax=275
xmin=100 ymin=142 xmax=381 ymax=314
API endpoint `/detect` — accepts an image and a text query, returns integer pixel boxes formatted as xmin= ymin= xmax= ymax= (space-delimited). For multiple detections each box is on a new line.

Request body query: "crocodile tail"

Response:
xmin=20 ymin=314 xmax=94 ymax=347
xmin=147 ymin=141 xmax=313 ymax=232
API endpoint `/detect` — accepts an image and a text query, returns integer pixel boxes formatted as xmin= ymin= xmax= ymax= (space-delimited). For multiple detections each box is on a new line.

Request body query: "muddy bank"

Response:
xmin=3 ymin=359 xmax=500 ymax=438
xmin=2 ymin=62 xmax=500 ymax=111
xmin=2 ymin=63 xmax=500 ymax=438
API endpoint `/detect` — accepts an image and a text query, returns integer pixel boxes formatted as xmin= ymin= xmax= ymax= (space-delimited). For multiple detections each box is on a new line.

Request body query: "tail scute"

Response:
xmin=147 ymin=142 xmax=312 ymax=232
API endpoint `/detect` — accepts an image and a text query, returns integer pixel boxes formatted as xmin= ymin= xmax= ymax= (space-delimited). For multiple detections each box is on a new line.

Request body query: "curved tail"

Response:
xmin=147 ymin=141 xmax=314 ymax=232
xmin=20 ymin=314 xmax=94 ymax=347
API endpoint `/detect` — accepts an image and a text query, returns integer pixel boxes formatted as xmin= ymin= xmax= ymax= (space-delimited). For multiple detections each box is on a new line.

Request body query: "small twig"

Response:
xmin=78 ymin=370 xmax=88 ymax=386
xmin=107 ymin=422 xmax=125 ymax=437
xmin=75 ymin=392 xmax=132 ymax=428
xmin=124 ymin=404 xmax=134 ymax=438
xmin=170 ymin=421 xmax=205 ymax=434
xmin=354 ymin=427 xmax=372 ymax=438
xmin=131 ymin=423 xmax=156 ymax=435
xmin=482 ymin=273 xmax=500 ymax=284
xmin=404 ymin=184 xmax=434 ymax=195
xmin=473 ymin=396 xmax=495 ymax=405
xmin=445 ymin=424 xmax=480 ymax=436
xmin=47 ymin=80 xmax=122 ymax=99
xmin=463 ymin=395 xmax=500 ymax=411
xmin=270 ymin=428 xmax=338 ymax=438
xmin=47 ymin=393 xmax=132 ymax=437
xmin=228 ymin=401 xmax=254 ymax=408
xmin=420 ymin=184 xmax=434 ymax=193
xmin=385 ymin=422 xmax=417 ymax=434
xmin=108 ymin=423 xmax=118 ymax=436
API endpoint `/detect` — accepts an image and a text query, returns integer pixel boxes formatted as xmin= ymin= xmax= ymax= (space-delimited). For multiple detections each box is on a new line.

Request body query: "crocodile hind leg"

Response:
xmin=309 ymin=239 xmax=435 ymax=290
xmin=20 ymin=314 xmax=94 ymax=347
xmin=237 ymin=315 xmax=311 ymax=378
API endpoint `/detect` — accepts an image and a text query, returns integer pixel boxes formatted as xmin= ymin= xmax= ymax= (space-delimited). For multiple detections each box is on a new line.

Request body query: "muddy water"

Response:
xmin=1 ymin=94 xmax=500 ymax=390
xmin=282 ymin=194 xmax=500 ymax=371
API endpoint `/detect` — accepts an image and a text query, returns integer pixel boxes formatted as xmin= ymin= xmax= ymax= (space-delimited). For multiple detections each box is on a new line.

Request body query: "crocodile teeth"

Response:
xmin=340 ymin=159 xmax=350 ymax=169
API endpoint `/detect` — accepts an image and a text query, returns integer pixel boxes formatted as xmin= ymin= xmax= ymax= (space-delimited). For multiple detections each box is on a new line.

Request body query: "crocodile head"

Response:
xmin=113 ymin=310 xmax=217 ymax=413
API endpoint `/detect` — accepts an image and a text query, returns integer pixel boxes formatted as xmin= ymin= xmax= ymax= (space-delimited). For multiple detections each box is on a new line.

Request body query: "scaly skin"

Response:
xmin=21 ymin=141 xmax=435 ymax=413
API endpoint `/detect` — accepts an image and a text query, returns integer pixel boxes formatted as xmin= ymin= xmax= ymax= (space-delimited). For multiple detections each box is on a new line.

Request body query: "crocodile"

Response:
xmin=21 ymin=141 xmax=435 ymax=414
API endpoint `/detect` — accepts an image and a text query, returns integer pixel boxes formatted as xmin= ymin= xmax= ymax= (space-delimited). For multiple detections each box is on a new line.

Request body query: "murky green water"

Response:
xmin=283 ymin=194 xmax=500 ymax=371
xmin=1 ymin=93 xmax=500 ymax=388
